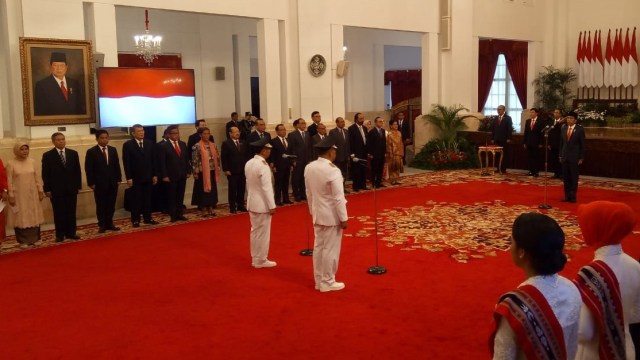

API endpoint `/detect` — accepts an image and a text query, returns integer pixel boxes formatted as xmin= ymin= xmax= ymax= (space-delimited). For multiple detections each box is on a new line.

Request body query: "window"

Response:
xmin=482 ymin=54 xmax=523 ymax=132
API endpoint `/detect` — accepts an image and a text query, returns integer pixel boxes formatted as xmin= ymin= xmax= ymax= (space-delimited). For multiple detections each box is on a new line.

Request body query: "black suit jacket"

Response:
xmin=288 ymin=130 xmax=310 ymax=165
xmin=246 ymin=131 xmax=272 ymax=156
xmin=225 ymin=120 xmax=242 ymax=138
xmin=548 ymin=118 xmax=566 ymax=150
xmin=523 ymin=117 xmax=546 ymax=147
xmin=34 ymin=75 xmax=85 ymax=115
xmin=307 ymin=122 xmax=320 ymax=138
xmin=85 ymin=145 xmax=122 ymax=188
xmin=366 ymin=127 xmax=387 ymax=160
xmin=122 ymin=139 xmax=156 ymax=182
xmin=42 ymin=147 xmax=82 ymax=194
xmin=398 ymin=120 xmax=411 ymax=143
xmin=329 ymin=127 xmax=350 ymax=162
xmin=348 ymin=123 xmax=368 ymax=158
xmin=269 ymin=136 xmax=292 ymax=171
xmin=491 ymin=114 xmax=513 ymax=145
xmin=159 ymin=140 xmax=190 ymax=181
xmin=560 ymin=124 xmax=585 ymax=162
xmin=221 ymin=139 xmax=249 ymax=175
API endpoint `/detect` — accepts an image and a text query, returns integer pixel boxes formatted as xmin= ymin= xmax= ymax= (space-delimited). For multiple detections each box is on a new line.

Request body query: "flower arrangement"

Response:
xmin=478 ymin=115 xmax=496 ymax=132
xmin=575 ymin=104 xmax=607 ymax=126
xmin=411 ymin=138 xmax=478 ymax=170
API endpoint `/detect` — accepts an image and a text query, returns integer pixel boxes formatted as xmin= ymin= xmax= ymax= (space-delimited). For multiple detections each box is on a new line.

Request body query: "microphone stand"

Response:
xmin=366 ymin=159 xmax=386 ymax=275
xmin=539 ymin=127 xmax=552 ymax=210
xmin=299 ymin=208 xmax=313 ymax=256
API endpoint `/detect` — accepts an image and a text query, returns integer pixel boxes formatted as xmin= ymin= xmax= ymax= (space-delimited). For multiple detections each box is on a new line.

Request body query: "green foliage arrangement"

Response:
xmin=532 ymin=66 xmax=576 ymax=111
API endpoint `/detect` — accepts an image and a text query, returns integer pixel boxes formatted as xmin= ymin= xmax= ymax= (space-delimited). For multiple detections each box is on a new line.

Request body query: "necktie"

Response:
xmin=174 ymin=141 xmax=181 ymax=156
xmin=138 ymin=141 xmax=143 ymax=150
xmin=59 ymin=150 xmax=66 ymax=166
xmin=498 ymin=116 xmax=502 ymax=126
xmin=235 ymin=140 xmax=239 ymax=149
xmin=282 ymin=137 xmax=287 ymax=149
xmin=60 ymin=81 xmax=68 ymax=101
xmin=567 ymin=126 xmax=573 ymax=141
xmin=301 ymin=131 xmax=305 ymax=143
xmin=259 ymin=132 xmax=264 ymax=139
xmin=530 ymin=119 xmax=536 ymax=130
xmin=102 ymin=146 xmax=108 ymax=164
xmin=359 ymin=125 xmax=366 ymax=144
xmin=341 ymin=129 xmax=345 ymax=140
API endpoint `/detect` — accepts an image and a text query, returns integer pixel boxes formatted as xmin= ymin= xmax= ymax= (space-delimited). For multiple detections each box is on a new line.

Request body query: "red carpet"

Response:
xmin=1 ymin=175 xmax=639 ymax=359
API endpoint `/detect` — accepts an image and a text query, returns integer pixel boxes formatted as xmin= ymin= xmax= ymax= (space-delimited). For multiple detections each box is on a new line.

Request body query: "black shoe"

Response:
xmin=527 ymin=172 xmax=534 ymax=176
xmin=561 ymin=198 xmax=570 ymax=202
xmin=67 ymin=235 xmax=80 ymax=240
xmin=170 ymin=218 xmax=178 ymax=223
xmin=144 ymin=220 xmax=159 ymax=225
xmin=238 ymin=207 xmax=248 ymax=212
xmin=98 ymin=227 xmax=106 ymax=233
xmin=283 ymin=201 xmax=293 ymax=205
xmin=230 ymin=209 xmax=237 ymax=214
xmin=106 ymin=226 xmax=120 ymax=231
xmin=533 ymin=173 xmax=539 ymax=177
xmin=569 ymin=199 xmax=577 ymax=203
xmin=132 ymin=222 xmax=140 ymax=228
xmin=55 ymin=236 xmax=65 ymax=242
xmin=377 ymin=184 xmax=386 ymax=188
xmin=276 ymin=202 xmax=283 ymax=206
xmin=295 ymin=197 xmax=302 ymax=202
xmin=176 ymin=215 xmax=188 ymax=221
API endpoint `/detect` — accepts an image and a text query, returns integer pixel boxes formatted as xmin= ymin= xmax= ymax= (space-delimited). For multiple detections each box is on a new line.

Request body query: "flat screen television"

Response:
xmin=97 ymin=68 xmax=196 ymax=127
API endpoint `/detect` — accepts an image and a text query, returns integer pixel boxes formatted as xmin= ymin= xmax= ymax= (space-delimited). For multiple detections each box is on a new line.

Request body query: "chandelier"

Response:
xmin=134 ymin=9 xmax=162 ymax=66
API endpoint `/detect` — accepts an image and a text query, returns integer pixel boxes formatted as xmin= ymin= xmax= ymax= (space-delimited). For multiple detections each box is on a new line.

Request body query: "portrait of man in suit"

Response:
xmin=33 ymin=51 xmax=86 ymax=116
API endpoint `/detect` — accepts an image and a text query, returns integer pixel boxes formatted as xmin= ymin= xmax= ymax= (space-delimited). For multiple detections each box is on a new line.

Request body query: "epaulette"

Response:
xmin=262 ymin=159 xmax=267 ymax=165
xmin=329 ymin=163 xmax=336 ymax=168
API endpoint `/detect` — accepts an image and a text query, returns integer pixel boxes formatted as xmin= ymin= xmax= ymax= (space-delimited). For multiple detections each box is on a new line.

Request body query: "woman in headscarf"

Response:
xmin=386 ymin=119 xmax=404 ymax=185
xmin=574 ymin=201 xmax=640 ymax=360
xmin=490 ymin=212 xmax=582 ymax=360
xmin=191 ymin=127 xmax=220 ymax=217
xmin=5 ymin=142 xmax=45 ymax=248
xmin=0 ymin=156 xmax=8 ymax=240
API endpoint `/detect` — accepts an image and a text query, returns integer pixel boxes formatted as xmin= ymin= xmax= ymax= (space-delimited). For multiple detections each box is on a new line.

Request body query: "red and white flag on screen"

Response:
xmin=592 ymin=30 xmax=604 ymax=88
xmin=630 ymin=27 xmax=638 ymax=87
xmin=584 ymin=31 xmax=593 ymax=88
xmin=98 ymin=69 xmax=196 ymax=123
xmin=577 ymin=31 xmax=584 ymax=87
xmin=604 ymin=29 xmax=612 ymax=88
xmin=622 ymin=28 xmax=631 ymax=87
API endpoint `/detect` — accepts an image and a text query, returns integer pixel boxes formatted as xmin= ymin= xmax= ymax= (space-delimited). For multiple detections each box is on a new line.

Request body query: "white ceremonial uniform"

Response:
xmin=304 ymin=157 xmax=348 ymax=289
xmin=493 ymin=275 xmax=582 ymax=360
xmin=576 ymin=245 xmax=640 ymax=360
xmin=245 ymin=154 xmax=276 ymax=266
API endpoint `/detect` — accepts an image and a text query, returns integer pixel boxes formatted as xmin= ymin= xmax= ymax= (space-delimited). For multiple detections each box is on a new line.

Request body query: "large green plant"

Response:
xmin=532 ymin=66 xmax=576 ymax=111
xmin=422 ymin=104 xmax=476 ymax=147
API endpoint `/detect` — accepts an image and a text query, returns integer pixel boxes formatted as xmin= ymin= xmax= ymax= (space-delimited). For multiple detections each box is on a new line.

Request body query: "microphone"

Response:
xmin=282 ymin=154 xmax=297 ymax=159
xmin=542 ymin=125 xmax=552 ymax=133
xmin=351 ymin=157 xmax=368 ymax=166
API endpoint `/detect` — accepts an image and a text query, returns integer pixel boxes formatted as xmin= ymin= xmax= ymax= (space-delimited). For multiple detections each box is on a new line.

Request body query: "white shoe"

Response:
xmin=253 ymin=260 xmax=277 ymax=268
xmin=319 ymin=282 xmax=345 ymax=293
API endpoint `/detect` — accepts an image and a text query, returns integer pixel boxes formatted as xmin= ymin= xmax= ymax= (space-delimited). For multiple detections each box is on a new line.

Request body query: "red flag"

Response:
xmin=577 ymin=31 xmax=584 ymax=87
xmin=593 ymin=30 xmax=604 ymax=87
xmin=584 ymin=31 xmax=593 ymax=87
xmin=622 ymin=28 xmax=631 ymax=86
xmin=630 ymin=27 xmax=638 ymax=87
xmin=604 ymin=29 xmax=613 ymax=87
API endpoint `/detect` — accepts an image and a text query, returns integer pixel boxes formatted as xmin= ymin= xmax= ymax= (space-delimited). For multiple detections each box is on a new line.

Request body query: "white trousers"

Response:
xmin=250 ymin=212 xmax=272 ymax=264
xmin=313 ymin=224 xmax=343 ymax=287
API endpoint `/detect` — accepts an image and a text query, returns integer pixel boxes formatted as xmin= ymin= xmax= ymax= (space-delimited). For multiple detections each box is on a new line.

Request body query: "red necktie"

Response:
xmin=498 ymin=116 xmax=502 ymax=126
xmin=61 ymin=81 xmax=68 ymax=101
xmin=567 ymin=127 xmax=572 ymax=141
xmin=174 ymin=141 xmax=181 ymax=156
xmin=102 ymin=146 xmax=108 ymax=164
xmin=530 ymin=119 xmax=535 ymax=130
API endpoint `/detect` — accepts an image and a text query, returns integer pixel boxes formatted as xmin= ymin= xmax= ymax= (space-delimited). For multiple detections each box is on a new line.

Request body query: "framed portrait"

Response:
xmin=19 ymin=37 xmax=95 ymax=126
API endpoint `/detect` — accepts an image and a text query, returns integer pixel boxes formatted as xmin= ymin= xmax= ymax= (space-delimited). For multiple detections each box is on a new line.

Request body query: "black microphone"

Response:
xmin=542 ymin=125 xmax=552 ymax=133
xmin=282 ymin=154 xmax=297 ymax=159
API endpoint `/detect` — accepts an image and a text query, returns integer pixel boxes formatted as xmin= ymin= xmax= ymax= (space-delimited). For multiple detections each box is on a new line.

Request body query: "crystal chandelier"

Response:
xmin=134 ymin=10 xmax=162 ymax=66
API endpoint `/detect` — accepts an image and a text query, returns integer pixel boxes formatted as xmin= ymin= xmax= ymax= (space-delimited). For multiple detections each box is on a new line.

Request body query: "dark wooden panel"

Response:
xmin=462 ymin=131 xmax=640 ymax=180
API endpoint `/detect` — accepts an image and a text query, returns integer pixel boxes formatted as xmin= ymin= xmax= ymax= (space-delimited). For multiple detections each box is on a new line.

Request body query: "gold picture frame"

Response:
xmin=19 ymin=37 xmax=95 ymax=126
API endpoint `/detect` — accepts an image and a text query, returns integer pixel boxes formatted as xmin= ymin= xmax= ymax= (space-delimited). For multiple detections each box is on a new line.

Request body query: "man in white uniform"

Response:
xmin=304 ymin=137 xmax=349 ymax=292
xmin=245 ymin=138 xmax=277 ymax=268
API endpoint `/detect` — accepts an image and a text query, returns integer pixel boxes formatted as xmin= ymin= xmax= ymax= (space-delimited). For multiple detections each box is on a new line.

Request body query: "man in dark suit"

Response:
xmin=560 ymin=111 xmax=585 ymax=203
xmin=158 ymin=125 xmax=191 ymax=222
xmin=490 ymin=105 xmax=513 ymax=174
xmin=288 ymin=118 xmax=311 ymax=202
xmin=239 ymin=112 xmax=254 ymax=141
xmin=523 ymin=108 xmax=545 ymax=176
xmin=122 ymin=124 xmax=159 ymax=227
xmin=153 ymin=128 xmax=171 ymax=213
xmin=396 ymin=112 xmax=411 ymax=163
xmin=225 ymin=112 xmax=241 ymax=139
xmin=221 ymin=126 xmax=249 ymax=213
xmin=85 ymin=129 xmax=122 ymax=233
xmin=42 ymin=132 xmax=82 ymax=242
xmin=269 ymin=124 xmax=293 ymax=205
xmin=34 ymin=52 xmax=85 ymax=116
xmin=246 ymin=118 xmax=271 ymax=157
xmin=548 ymin=108 xmax=566 ymax=179
xmin=367 ymin=117 xmax=387 ymax=188
xmin=329 ymin=117 xmax=350 ymax=192
xmin=348 ymin=112 xmax=369 ymax=191
xmin=307 ymin=111 xmax=322 ymax=137
xmin=311 ymin=123 xmax=328 ymax=161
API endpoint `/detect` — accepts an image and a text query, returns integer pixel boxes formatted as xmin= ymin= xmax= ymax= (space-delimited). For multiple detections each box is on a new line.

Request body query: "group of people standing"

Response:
xmin=490 ymin=201 xmax=640 ymax=359
xmin=491 ymin=106 xmax=586 ymax=203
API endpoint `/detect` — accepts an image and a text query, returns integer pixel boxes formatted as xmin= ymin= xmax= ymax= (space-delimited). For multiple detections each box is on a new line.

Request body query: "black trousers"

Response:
xmin=50 ymin=192 xmax=78 ymax=238
xmin=274 ymin=167 xmax=291 ymax=203
xmin=93 ymin=184 xmax=118 ymax=228
xmin=167 ymin=177 xmax=187 ymax=219
xmin=351 ymin=158 xmax=367 ymax=191
xmin=291 ymin=163 xmax=306 ymax=200
xmin=370 ymin=156 xmax=385 ymax=186
xmin=526 ymin=145 xmax=540 ymax=175
xmin=550 ymin=147 xmax=562 ymax=177
xmin=562 ymin=160 xmax=579 ymax=200
xmin=130 ymin=181 xmax=153 ymax=223
xmin=494 ymin=141 xmax=509 ymax=173
xmin=227 ymin=174 xmax=246 ymax=210
xmin=335 ymin=160 xmax=349 ymax=185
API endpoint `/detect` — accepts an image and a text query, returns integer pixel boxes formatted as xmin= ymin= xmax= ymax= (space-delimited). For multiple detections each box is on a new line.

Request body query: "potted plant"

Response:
xmin=532 ymin=66 xmax=577 ymax=111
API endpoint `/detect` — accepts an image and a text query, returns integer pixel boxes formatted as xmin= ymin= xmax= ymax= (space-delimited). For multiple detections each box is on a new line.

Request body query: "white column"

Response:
xmin=330 ymin=24 xmax=345 ymax=121
xmin=527 ymin=41 xmax=542 ymax=111
xmin=84 ymin=3 xmax=118 ymax=68
xmin=257 ymin=18 xmax=282 ymax=124
xmin=416 ymin=31 xmax=441 ymax=151
xmin=2 ymin=0 xmax=24 ymax=138
xmin=235 ymin=33 xmax=252 ymax=116
xmin=444 ymin=0 xmax=475 ymax=109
